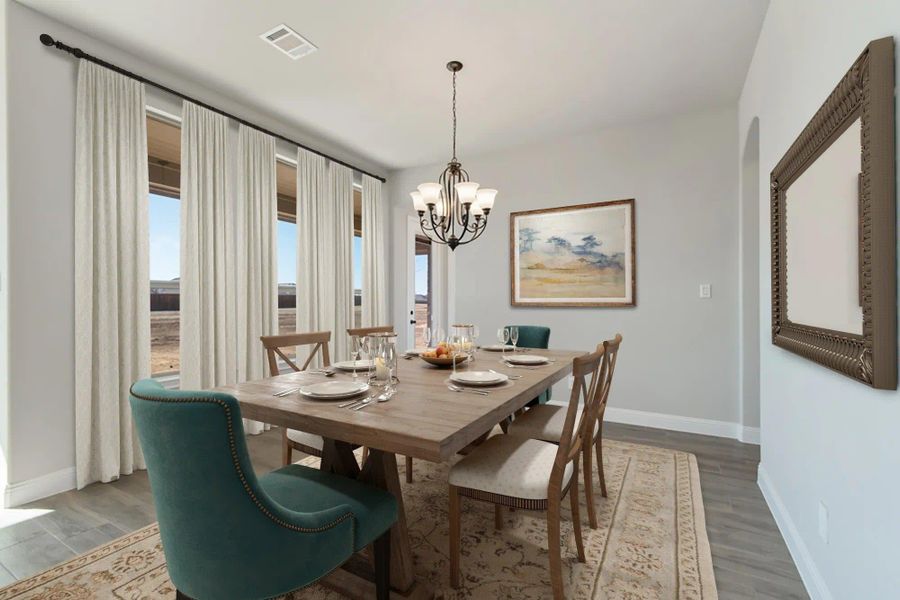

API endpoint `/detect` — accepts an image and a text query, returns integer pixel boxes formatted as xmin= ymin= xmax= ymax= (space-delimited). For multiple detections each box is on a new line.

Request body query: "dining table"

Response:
xmin=213 ymin=347 xmax=585 ymax=599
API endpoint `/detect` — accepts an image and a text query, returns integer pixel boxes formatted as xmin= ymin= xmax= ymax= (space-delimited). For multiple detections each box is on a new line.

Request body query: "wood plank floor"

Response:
xmin=0 ymin=424 xmax=808 ymax=599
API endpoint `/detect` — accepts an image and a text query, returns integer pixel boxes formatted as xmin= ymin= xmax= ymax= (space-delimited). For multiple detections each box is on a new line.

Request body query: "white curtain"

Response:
xmin=179 ymin=102 xmax=236 ymax=389
xmin=296 ymin=149 xmax=329 ymax=367
xmin=330 ymin=163 xmax=354 ymax=361
xmin=296 ymin=150 xmax=354 ymax=363
xmin=74 ymin=60 xmax=149 ymax=489
xmin=235 ymin=125 xmax=277 ymax=434
xmin=361 ymin=175 xmax=389 ymax=327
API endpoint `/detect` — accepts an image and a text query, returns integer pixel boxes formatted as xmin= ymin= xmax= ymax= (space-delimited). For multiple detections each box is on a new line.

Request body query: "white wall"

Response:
xmin=389 ymin=107 xmax=743 ymax=432
xmin=4 ymin=2 xmax=386 ymax=497
xmin=739 ymin=1 xmax=900 ymax=598
xmin=0 ymin=0 xmax=11 ymax=493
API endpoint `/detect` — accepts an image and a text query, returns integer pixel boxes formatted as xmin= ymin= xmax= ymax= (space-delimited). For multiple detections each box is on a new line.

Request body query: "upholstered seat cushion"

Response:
xmin=508 ymin=404 xmax=597 ymax=443
xmin=259 ymin=464 xmax=397 ymax=551
xmin=286 ymin=429 xmax=324 ymax=450
xmin=448 ymin=435 xmax=572 ymax=500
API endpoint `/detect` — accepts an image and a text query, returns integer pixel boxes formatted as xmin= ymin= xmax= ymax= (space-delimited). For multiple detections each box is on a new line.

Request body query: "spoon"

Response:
xmin=351 ymin=391 xmax=391 ymax=410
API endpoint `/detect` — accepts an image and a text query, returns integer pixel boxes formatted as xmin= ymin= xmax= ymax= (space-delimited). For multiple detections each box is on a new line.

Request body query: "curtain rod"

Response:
xmin=39 ymin=33 xmax=387 ymax=183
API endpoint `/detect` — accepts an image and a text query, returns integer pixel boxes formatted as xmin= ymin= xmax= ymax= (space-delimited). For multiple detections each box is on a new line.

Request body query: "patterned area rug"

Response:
xmin=0 ymin=440 xmax=717 ymax=599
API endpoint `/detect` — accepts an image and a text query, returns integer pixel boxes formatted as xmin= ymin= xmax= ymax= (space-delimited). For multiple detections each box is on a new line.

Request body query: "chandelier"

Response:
xmin=411 ymin=61 xmax=497 ymax=250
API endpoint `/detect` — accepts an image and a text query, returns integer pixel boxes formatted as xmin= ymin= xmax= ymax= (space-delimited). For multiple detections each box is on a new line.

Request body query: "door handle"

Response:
xmin=409 ymin=320 xmax=416 ymax=325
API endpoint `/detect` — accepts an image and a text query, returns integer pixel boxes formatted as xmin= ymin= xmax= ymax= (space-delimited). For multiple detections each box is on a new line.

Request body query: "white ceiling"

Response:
xmin=20 ymin=0 xmax=769 ymax=170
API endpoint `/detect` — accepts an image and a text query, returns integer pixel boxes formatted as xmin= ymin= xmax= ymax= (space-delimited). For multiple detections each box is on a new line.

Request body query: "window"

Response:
xmin=148 ymin=114 xmax=182 ymax=376
xmin=414 ymin=236 xmax=433 ymax=347
xmin=276 ymin=159 xmax=298 ymax=354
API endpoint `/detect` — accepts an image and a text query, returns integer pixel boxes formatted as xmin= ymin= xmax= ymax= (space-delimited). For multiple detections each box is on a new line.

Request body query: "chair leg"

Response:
xmin=547 ymin=495 xmax=564 ymax=600
xmin=281 ymin=430 xmax=292 ymax=466
xmin=494 ymin=504 xmax=504 ymax=530
xmin=569 ymin=468 xmax=586 ymax=563
xmin=449 ymin=485 xmax=461 ymax=589
xmin=595 ymin=437 xmax=607 ymax=498
xmin=405 ymin=456 xmax=413 ymax=483
xmin=175 ymin=591 xmax=192 ymax=600
xmin=582 ymin=444 xmax=598 ymax=529
xmin=373 ymin=529 xmax=391 ymax=600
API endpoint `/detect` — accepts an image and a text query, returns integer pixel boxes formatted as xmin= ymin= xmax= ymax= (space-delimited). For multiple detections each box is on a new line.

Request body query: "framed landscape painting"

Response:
xmin=510 ymin=199 xmax=635 ymax=307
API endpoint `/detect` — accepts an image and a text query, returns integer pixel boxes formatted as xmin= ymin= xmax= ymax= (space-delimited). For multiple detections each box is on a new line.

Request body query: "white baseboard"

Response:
xmin=599 ymin=405 xmax=759 ymax=444
xmin=758 ymin=465 xmax=830 ymax=600
xmin=4 ymin=467 xmax=76 ymax=508
xmin=740 ymin=425 xmax=760 ymax=444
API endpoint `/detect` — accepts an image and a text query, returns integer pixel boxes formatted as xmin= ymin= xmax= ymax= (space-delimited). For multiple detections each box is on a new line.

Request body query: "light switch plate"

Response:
xmin=699 ymin=284 xmax=711 ymax=298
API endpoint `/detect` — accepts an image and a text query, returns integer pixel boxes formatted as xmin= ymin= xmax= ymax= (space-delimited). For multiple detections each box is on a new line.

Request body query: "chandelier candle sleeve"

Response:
xmin=412 ymin=60 xmax=497 ymax=250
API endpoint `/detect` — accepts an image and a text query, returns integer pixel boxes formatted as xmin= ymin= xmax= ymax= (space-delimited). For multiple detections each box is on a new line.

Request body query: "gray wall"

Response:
xmin=389 ymin=107 xmax=741 ymax=425
xmin=4 ymin=2 xmax=386 ymax=487
xmin=739 ymin=1 xmax=900 ymax=598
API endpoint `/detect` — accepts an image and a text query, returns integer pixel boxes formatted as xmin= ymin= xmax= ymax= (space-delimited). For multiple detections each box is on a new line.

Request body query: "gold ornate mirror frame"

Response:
xmin=771 ymin=37 xmax=896 ymax=389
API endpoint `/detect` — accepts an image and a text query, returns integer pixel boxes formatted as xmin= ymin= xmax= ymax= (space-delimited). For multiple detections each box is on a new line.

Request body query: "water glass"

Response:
xmin=497 ymin=327 xmax=510 ymax=356
xmin=449 ymin=334 xmax=462 ymax=376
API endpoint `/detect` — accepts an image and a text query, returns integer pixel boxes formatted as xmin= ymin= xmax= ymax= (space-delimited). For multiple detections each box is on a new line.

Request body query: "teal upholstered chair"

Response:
xmin=506 ymin=325 xmax=552 ymax=405
xmin=129 ymin=379 xmax=397 ymax=600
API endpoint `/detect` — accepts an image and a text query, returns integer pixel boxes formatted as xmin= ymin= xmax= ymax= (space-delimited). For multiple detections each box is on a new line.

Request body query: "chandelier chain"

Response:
xmin=451 ymin=70 xmax=457 ymax=161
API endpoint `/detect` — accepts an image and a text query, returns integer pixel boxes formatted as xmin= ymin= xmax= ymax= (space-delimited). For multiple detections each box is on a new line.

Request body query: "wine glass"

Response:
xmin=510 ymin=326 xmax=520 ymax=353
xmin=449 ymin=334 xmax=461 ymax=376
xmin=350 ymin=335 xmax=361 ymax=383
xmin=497 ymin=327 xmax=510 ymax=357
xmin=435 ymin=327 xmax=446 ymax=347
xmin=471 ymin=325 xmax=480 ymax=361
xmin=424 ymin=327 xmax=432 ymax=349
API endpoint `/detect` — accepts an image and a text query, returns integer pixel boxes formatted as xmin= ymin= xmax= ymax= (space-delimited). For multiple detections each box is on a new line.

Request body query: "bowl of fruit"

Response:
xmin=419 ymin=343 xmax=468 ymax=367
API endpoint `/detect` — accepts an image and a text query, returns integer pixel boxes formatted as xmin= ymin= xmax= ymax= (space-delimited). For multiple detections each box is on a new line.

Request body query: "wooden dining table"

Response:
xmin=214 ymin=347 xmax=585 ymax=599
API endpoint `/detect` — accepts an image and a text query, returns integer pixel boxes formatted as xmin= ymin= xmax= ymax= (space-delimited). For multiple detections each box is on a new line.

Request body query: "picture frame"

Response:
xmin=770 ymin=37 xmax=896 ymax=389
xmin=509 ymin=199 xmax=636 ymax=307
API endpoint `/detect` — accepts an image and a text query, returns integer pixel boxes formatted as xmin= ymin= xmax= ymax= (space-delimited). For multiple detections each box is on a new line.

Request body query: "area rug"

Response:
xmin=0 ymin=440 xmax=717 ymax=599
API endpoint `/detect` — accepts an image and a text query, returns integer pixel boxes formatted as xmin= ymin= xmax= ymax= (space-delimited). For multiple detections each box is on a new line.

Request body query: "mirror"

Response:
xmin=770 ymin=37 xmax=895 ymax=389
xmin=785 ymin=118 xmax=862 ymax=334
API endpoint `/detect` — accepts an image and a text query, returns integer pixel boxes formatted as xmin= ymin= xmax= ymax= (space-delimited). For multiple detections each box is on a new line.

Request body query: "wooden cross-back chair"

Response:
xmin=447 ymin=347 xmax=606 ymax=599
xmin=507 ymin=333 xmax=622 ymax=529
xmin=259 ymin=331 xmax=332 ymax=464
xmin=345 ymin=325 xmax=417 ymax=484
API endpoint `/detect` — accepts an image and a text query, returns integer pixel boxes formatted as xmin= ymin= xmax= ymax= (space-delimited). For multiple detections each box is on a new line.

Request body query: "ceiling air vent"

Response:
xmin=259 ymin=24 xmax=317 ymax=60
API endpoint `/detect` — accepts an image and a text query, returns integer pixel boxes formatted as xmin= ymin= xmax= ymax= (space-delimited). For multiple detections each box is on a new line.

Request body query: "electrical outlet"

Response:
xmin=818 ymin=501 xmax=829 ymax=543
xmin=699 ymin=283 xmax=711 ymax=298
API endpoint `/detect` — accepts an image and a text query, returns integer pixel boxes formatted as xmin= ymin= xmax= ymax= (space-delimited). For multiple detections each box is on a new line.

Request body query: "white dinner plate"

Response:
xmin=299 ymin=381 xmax=369 ymax=399
xmin=450 ymin=370 xmax=509 ymax=387
xmin=481 ymin=344 xmax=515 ymax=352
xmin=504 ymin=354 xmax=550 ymax=365
xmin=332 ymin=359 xmax=374 ymax=371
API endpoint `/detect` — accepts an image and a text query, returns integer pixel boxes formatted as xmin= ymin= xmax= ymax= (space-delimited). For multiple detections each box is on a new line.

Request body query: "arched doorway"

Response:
xmin=740 ymin=117 xmax=760 ymax=439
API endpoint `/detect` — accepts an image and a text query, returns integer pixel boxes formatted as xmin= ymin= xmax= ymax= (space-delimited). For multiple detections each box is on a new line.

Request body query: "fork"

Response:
xmin=273 ymin=387 xmax=301 ymax=397
xmin=447 ymin=384 xmax=489 ymax=396
xmin=352 ymin=391 xmax=392 ymax=410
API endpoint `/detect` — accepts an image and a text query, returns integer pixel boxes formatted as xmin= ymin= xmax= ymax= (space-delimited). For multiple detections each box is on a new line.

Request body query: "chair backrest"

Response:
xmin=505 ymin=325 xmax=550 ymax=349
xmin=260 ymin=331 xmax=332 ymax=376
xmin=347 ymin=325 xmax=394 ymax=338
xmin=128 ymin=379 xmax=355 ymax=598
xmin=586 ymin=333 xmax=623 ymax=440
xmin=551 ymin=347 xmax=605 ymax=488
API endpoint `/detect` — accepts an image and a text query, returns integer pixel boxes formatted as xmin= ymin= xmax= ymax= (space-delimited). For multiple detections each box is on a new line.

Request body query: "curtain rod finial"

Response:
xmin=40 ymin=33 xmax=55 ymax=47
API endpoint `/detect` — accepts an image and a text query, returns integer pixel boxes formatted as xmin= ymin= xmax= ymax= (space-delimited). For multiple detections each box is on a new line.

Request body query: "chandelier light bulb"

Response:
xmin=417 ymin=182 xmax=442 ymax=205
xmin=410 ymin=191 xmax=426 ymax=212
xmin=470 ymin=201 xmax=484 ymax=217
xmin=475 ymin=188 xmax=497 ymax=211
xmin=454 ymin=182 xmax=480 ymax=205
